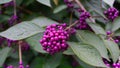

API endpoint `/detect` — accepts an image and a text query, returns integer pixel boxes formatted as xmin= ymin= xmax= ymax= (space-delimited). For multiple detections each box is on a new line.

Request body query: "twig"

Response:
xmin=69 ymin=12 xmax=73 ymax=25
xmin=65 ymin=20 xmax=79 ymax=30
xmin=74 ymin=0 xmax=95 ymax=23
xmin=18 ymin=41 xmax=23 ymax=64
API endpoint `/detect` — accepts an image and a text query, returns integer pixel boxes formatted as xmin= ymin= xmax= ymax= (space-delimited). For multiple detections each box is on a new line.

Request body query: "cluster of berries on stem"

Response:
xmin=40 ymin=23 xmax=70 ymax=54
xmin=104 ymin=7 xmax=119 ymax=21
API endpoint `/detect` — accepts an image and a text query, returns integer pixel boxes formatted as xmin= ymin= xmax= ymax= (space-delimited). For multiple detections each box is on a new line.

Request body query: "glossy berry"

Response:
xmin=106 ymin=31 xmax=112 ymax=35
xmin=104 ymin=7 xmax=119 ymax=21
xmin=76 ymin=11 xmax=90 ymax=29
xmin=64 ymin=0 xmax=73 ymax=8
xmin=40 ymin=23 xmax=69 ymax=54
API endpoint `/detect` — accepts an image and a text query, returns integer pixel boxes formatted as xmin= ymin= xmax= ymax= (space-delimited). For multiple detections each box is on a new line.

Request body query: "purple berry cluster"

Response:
xmin=113 ymin=62 xmax=120 ymax=68
xmin=76 ymin=11 xmax=90 ymax=29
xmin=106 ymin=31 xmax=119 ymax=43
xmin=64 ymin=0 xmax=73 ymax=8
xmin=7 ymin=62 xmax=29 ymax=68
xmin=40 ymin=23 xmax=69 ymax=54
xmin=104 ymin=7 xmax=119 ymax=21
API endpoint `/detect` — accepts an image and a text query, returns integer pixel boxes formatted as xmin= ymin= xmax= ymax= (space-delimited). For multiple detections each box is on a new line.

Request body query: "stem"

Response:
xmin=18 ymin=41 xmax=23 ymax=64
xmin=74 ymin=0 xmax=95 ymax=23
xmin=13 ymin=0 xmax=17 ymax=16
xmin=69 ymin=12 xmax=73 ymax=25
xmin=65 ymin=20 xmax=79 ymax=30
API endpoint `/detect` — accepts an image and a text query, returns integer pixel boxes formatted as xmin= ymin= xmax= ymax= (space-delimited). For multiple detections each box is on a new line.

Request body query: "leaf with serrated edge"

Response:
xmin=69 ymin=42 xmax=106 ymax=67
xmin=0 ymin=21 xmax=44 ymax=40
xmin=76 ymin=30 xmax=109 ymax=60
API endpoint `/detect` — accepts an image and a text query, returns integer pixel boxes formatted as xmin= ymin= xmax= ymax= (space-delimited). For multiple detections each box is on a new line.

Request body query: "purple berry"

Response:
xmin=76 ymin=11 xmax=90 ymax=29
xmin=106 ymin=31 xmax=112 ymax=35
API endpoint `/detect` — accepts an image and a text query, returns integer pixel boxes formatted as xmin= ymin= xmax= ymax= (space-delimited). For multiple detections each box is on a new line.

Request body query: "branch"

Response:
xmin=74 ymin=0 xmax=95 ymax=23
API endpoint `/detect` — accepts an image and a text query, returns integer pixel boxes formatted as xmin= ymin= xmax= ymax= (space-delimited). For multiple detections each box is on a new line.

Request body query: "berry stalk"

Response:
xmin=18 ymin=41 xmax=23 ymax=65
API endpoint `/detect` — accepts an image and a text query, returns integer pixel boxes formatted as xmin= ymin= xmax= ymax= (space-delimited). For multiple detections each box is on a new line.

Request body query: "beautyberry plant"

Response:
xmin=0 ymin=0 xmax=120 ymax=68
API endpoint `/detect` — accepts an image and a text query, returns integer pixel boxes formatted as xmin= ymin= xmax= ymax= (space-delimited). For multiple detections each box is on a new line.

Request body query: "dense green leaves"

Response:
xmin=112 ymin=17 xmax=120 ymax=31
xmin=69 ymin=42 xmax=106 ymax=67
xmin=0 ymin=0 xmax=12 ymax=4
xmin=76 ymin=30 xmax=109 ymax=60
xmin=36 ymin=0 xmax=51 ymax=7
xmin=103 ymin=0 xmax=115 ymax=7
xmin=43 ymin=53 xmax=62 ymax=68
xmin=104 ymin=40 xmax=120 ymax=62
xmin=0 ymin=47 xmax=11 ymax=66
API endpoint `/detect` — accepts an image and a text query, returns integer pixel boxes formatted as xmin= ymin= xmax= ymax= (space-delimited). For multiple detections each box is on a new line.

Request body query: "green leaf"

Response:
xmin=0 ymin=17 xmax=58 ymax=40
xmin=76 ymin=30 xmax=109 ymax=60
xmin=31 ymin=57 xmax=45 ymax=68
xmin=0 ymin=0 xmax=12 ymax=4
xmin=26 ymin=33 xmax=46 ymax=53
xmin=114 ymin=30 xmax=120 ymax=36
xmin=53 ymin=5 xmax=67 ymax=14
xmin=69 ymin=42 xmax=106 ymax=67
xmin=103 ymin=0 xmax=115 ymax=7
xmin=31 ymin=17 xmax=58 ymax=27
xmin=36 ymin=0 xmax=51 ymax=7
xmin=74 ymin=56 xmax=96 ymax=68
xmin=88 ymin=22 xmax=106 ymax=35
xmin=0 ymin=21 xmax=44 ymax=40
xmin=103 ymin=40 xmax=120 ymax=62
xmin=112 ymin=17 xmax=120 ymax=31
xmin=63 ymin=47 xmax=74 ymax=55
xmin=105 ymin=22 xmax=112 ymax=31
xmin=43 ymin=53 xmax=62 ymax=68
xmin=0 ymin=47 xmax=11 ymax=66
